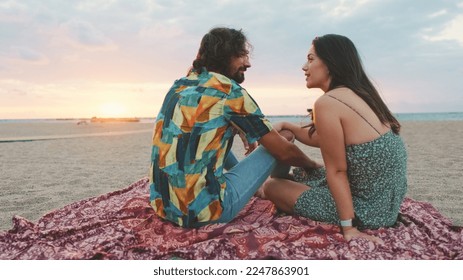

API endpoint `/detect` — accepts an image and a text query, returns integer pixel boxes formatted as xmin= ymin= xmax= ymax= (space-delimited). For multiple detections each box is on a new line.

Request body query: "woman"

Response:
xmin=259 ymin=34 xmax=407 ymax=243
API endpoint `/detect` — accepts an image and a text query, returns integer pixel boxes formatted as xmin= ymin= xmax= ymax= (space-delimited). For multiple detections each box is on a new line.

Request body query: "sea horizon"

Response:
xmin=2 ymin=111 xmax=463 ymax=123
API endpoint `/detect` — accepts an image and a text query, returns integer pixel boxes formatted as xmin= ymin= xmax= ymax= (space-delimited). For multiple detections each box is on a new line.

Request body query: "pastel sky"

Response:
xmin=1 ymin=0 xmax=462 ymax=119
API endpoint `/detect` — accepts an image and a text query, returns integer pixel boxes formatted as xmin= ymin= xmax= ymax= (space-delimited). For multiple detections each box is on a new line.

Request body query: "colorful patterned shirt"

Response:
xmin=149 ymin=69 xmax=273 ymax=227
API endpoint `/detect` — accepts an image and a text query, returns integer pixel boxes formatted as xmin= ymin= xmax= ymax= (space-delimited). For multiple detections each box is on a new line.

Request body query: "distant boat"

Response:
xmin=90 ymin=117 xmax=140 ymax=123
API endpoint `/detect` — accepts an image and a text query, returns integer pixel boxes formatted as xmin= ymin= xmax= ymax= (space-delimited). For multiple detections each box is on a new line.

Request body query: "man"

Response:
xmin=149 ymin=27 xmax=318 ymax=227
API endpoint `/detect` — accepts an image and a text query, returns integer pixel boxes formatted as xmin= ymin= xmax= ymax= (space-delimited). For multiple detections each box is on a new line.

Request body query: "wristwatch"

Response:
xmin=340 ymin=219 xmax=353 ymax=227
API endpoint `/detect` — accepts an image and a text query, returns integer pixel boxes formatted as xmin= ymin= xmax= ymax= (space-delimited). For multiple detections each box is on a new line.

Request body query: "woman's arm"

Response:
xmin=314 ymin=97 xmax=354 ymax=221
xmin=273 ymin=121 xmax=320 ymax=147
xmin=314 ymin=96 xmax=383 ymax=244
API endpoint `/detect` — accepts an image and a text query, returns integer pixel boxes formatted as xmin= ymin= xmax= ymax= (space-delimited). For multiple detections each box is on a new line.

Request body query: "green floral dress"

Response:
xmin=293 ymin=130 xmax=408 ymax=229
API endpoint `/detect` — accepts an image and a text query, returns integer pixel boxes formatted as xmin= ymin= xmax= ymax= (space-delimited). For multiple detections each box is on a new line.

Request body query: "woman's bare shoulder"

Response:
xmin=315 ymin=89 xmax=349 ymax=108
xmin=327 ymin=87 xmax=354 ymax=96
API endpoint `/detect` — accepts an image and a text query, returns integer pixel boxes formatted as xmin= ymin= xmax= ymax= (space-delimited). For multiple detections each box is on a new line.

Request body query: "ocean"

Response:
xmin=1 ymin=112 xmax=463 ymax=124
xmin=267 ymin=111 xmax=463 ymax=124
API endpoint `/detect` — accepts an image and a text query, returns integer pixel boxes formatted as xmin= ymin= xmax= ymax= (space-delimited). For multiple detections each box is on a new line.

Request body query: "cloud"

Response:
xmin=0 ymin=0 xmax=28 ymax=22
xmin=14 ymin=47 xmax=49 ymax=64
xmin=1 ymin=0 xmax=462 ymax=117
xmin=0 ymin=78 xmax=173 ymax=118
xmin=423 ymin=14 xmax=463 ymax=46
xmin=0 ymin=79 xmax=32 ymax=98
xmin=75 ymin=0 xmax=118 ymax=11
xmin=138 ymin=23 xmax=185 ymax=40
xmin=59 ymin=19 xmax=118 ymax=51
xmin=428 ymin=9 xmax=448 ymax=18
xmin=0 ymin=47 xmax=49 ymax=65
xmin=315 ymin=0 xmax=371 ymax=18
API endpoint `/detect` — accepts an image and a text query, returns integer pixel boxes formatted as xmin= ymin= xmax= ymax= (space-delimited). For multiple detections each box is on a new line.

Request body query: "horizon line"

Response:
xmin=1 ymin=111 xmax=463 ymax=121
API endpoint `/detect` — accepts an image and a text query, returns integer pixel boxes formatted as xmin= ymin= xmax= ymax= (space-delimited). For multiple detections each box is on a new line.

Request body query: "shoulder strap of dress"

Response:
xmin=327 ymin=94 xmax=381 ymax=135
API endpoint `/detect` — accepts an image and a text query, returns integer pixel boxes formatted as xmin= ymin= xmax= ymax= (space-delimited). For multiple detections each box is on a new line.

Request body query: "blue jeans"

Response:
xmin=192 ymin=146 xmax=290 ymax=227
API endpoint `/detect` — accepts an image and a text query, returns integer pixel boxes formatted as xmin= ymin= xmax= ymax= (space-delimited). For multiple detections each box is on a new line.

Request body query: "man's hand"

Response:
xmin=279 ymin=129 xmax=295 ymax=142
xmin=278 ymin=129 xmax=323 ymax=170
xmin=238 ymin=131 xmax=258 ymax=156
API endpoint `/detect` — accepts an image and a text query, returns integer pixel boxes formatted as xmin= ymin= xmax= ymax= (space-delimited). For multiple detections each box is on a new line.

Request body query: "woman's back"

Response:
xmin=345 ymin=129 xmax=407 ymax=228
xmin=323 ymin=87 xmax=391 ymax=146
xmin=303 ymin=86 xmax=408 ymax=228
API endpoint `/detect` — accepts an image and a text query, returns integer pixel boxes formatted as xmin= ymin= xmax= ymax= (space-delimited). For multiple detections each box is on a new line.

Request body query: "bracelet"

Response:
xmin=340 ymin=219 xmax=352 ymax=227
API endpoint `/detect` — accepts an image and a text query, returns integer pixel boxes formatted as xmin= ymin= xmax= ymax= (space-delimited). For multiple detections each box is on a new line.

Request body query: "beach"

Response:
xmin=0 ymin=120 xmax=462 ymax=231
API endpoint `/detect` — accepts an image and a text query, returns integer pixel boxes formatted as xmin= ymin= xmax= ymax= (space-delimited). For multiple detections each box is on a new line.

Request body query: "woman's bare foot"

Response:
xmin=255 ymin=186 xmax=266 ymax=199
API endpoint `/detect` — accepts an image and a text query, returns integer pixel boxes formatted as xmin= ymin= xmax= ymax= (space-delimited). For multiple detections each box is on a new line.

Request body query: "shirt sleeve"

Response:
xmin=224 ymin=87 xmax=273 ymax=144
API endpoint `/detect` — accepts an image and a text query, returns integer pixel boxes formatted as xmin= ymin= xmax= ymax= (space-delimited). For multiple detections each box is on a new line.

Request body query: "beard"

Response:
xmin=227 ymin=67 xmax=247 ymax=84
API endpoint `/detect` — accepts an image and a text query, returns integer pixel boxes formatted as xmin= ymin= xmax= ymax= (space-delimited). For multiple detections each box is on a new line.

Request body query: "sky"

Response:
xmin=1 ymin=0 xmax=462 ymax=119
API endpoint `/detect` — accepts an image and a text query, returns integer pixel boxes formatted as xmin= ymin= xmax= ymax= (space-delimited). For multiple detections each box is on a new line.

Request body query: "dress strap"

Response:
xmin=327 ymin=95 xmax=381 ymax=135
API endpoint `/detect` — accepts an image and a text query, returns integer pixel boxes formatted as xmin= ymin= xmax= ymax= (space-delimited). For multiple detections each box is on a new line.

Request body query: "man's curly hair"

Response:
xmin=192 ymin=27 xmax=250 ymax=75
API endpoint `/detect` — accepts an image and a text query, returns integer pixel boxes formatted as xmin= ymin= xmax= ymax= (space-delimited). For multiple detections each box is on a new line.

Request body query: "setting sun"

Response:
xmin=99 ymin=102 xmax=127 ymax=118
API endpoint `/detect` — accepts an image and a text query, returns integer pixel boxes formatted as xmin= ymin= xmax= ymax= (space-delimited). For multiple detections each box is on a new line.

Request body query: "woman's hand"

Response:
xmin=342 ymin=226 xmax=384 ymax=245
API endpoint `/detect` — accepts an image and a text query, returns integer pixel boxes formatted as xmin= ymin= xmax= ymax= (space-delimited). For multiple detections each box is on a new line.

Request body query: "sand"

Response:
xmin=0 ymin=120 xmax=462 ymax=231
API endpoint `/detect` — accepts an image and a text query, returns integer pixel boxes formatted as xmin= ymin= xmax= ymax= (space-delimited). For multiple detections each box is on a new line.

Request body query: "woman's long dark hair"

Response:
xmin=309 ymin=34 xmax=401 ymax=135
xmin=192 ymin=27 xmax=250 ymax=75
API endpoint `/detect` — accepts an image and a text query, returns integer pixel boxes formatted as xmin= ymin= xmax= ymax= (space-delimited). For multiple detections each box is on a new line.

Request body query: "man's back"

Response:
xmin=149 ymin=69 xmax=272 ymax=227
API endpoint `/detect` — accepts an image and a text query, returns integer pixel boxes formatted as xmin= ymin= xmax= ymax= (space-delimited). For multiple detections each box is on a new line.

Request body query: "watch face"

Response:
xmin=340 ymin=219 xmax=352 ymax=227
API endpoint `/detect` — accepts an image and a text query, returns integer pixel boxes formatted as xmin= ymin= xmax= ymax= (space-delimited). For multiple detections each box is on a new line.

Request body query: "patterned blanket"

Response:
xmin=1 ymin=178 xmax=462 ymax=260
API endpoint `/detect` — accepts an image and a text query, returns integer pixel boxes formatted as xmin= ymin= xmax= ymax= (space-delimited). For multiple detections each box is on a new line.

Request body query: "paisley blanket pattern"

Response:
xmin=1 ymin=178 xmax=461 ymax=260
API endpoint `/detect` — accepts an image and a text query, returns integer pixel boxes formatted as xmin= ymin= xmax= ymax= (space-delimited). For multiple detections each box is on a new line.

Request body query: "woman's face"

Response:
xmin=302 ymin=45 xmax=331 ymax=92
